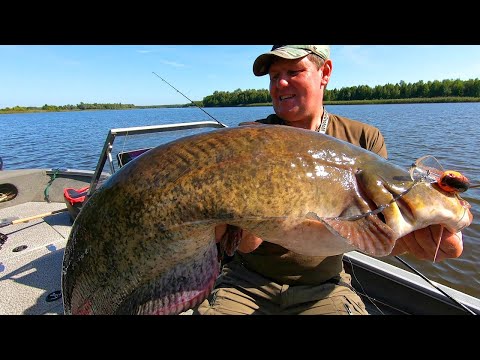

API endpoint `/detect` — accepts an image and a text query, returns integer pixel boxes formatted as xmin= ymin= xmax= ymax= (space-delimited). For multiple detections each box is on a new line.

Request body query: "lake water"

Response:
xmin=1 ymin=103 xmax=479 ymax=300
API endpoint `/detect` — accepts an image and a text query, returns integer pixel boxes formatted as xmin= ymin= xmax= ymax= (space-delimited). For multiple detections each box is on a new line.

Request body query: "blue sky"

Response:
xmin=1 ymin=45 xmax=480 ymax=109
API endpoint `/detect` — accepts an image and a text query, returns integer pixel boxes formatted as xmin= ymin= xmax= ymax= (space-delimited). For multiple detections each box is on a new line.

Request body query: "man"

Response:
xmin=194 ymin=45 xmax=464 ymax=315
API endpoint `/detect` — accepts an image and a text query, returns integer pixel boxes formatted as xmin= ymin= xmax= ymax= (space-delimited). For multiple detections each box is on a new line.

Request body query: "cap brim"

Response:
xmin=253 ymin=48 xmax=311 ymax=76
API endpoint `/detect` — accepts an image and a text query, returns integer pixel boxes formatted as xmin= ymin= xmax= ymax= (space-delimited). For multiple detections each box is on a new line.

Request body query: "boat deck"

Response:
xmin=1 ymin=202 xmax=478 ymax=316
xmin=0 ymin=201 xmax=70 ymax=315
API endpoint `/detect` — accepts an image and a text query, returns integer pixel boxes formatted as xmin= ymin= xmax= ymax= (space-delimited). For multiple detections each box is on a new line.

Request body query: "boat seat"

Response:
xmin=63 ymin=186 xmax=89 ymax=221
xmin=116 ymin=148 xmax=152 ymax=168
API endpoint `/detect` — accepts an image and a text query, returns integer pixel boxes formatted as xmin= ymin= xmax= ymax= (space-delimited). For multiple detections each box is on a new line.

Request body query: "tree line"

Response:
xmin=1 ymin=102 xmax=136 ymax=113
xmin=201 ymin=78 xmax=480 ymax=107
xmin=325 ymin=78 xmax=480 ymax=101
xmin=2 ymin=78 xmax=480 ymax=113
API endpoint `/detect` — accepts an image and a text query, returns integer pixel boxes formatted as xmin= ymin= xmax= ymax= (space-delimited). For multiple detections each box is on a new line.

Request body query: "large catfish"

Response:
xmin=61 ymin=125 xmax=473 ymax=315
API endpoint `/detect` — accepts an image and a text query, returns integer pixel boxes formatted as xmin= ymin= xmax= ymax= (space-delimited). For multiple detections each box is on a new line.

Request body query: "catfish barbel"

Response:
xmin=61 ymin=125 xmax=473 ymax=315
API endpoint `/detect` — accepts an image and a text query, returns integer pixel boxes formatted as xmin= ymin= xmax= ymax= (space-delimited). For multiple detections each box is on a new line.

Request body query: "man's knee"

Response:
xmin=193 ymin=287 xmax=260 ymax=315
xmin=289 ymin=283 xmax=369 ymax=315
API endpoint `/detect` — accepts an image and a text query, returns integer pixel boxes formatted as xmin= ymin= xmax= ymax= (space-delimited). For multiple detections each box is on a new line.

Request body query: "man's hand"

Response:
xmin=216 ymin=223 xmax=464 ymax=262
xmin=215 ymin=224 xmax=263 ymax=254
xmin=391 ymin=225 xmax=463 ymax=262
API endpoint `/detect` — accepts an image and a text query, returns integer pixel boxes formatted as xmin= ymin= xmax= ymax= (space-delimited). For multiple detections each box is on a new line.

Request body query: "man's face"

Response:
xmin=268 ymin=56 xmax=324 ymax=123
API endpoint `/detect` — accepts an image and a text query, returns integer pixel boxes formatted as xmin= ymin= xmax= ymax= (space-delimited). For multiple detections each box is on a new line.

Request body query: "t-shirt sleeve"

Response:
xmin=369 ymin=128 xmax=388 ymax=159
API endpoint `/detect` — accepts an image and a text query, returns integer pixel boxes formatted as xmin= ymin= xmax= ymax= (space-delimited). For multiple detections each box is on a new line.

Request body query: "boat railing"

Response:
xmin=88 ymin=120 xmax=226 ymax=196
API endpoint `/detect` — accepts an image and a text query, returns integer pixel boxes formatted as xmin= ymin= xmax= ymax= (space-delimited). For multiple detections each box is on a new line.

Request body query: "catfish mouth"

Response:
xmin=320 ymin=177 xmax=409 ymax=256
xmin=377 ymin=181 xmax=473 ymax=235
xmin=446 ymin=195 xmax=473 ymax=232
xmin=355 ymin=177 xmax=416 ymax=233
xmin=381 ymin=183 xmax=416 ymax=225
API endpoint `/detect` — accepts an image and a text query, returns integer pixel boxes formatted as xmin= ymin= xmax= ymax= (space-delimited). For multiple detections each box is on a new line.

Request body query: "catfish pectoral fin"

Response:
xmin=321 ymin=215 xmax=396 ymax=256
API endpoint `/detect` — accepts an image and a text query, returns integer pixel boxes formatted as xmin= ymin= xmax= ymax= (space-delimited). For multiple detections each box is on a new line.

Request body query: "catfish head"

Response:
xmin=321 ymin=155 xmax=473 ymax=257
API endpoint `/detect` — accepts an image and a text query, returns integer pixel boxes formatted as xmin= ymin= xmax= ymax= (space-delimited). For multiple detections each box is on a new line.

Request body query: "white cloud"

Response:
xmin=159 ymin=59 xmax=186 ymax=68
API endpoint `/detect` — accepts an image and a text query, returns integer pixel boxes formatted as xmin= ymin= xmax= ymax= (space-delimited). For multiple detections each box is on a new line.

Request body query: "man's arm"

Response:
xmin=215 ymin=224 xmax=464 ymax=261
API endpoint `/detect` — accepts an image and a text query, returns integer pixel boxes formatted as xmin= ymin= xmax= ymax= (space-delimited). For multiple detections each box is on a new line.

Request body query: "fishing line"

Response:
xmin=343 ymin=256 xmax=386 ymax=315
xmin=319 ymin=179 xmax=421 ymax=223
xmin=120 ymin=131 xmax=129 ymax=161
xmin=152 ymin=72 xmax=228 ymax=128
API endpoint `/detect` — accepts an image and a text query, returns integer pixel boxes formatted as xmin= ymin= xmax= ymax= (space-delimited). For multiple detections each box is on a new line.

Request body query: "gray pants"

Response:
xmin=193 ymin=259 xmax=368 ymax=315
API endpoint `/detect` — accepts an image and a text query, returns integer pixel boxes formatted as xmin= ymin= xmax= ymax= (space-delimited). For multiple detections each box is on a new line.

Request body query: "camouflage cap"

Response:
xmin=253 ymin=45 xmax=330 ymax=76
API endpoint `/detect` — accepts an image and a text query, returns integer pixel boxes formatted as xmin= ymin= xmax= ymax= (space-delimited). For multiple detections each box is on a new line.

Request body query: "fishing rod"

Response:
xmin=394 ymin=255 xmax=476 ymax=315
xmin=152 ymin=72 xmax=228 ymax=128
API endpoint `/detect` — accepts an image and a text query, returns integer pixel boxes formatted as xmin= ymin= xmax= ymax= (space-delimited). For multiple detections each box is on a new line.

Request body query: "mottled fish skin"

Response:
xmin=61 ymin=125 xmax=473 ymax=315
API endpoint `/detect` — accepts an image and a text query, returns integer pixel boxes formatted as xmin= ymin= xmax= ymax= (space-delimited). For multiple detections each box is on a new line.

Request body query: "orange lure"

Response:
xmin=437 ymin=170 xmax=471 ymax=193
xmin=410 ymin=155 xmax=474 ymax=194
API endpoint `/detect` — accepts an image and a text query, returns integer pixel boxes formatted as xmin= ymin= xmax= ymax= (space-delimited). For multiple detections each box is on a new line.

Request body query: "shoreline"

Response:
xmin=1 ymin=97 xmax=480 ymax=115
